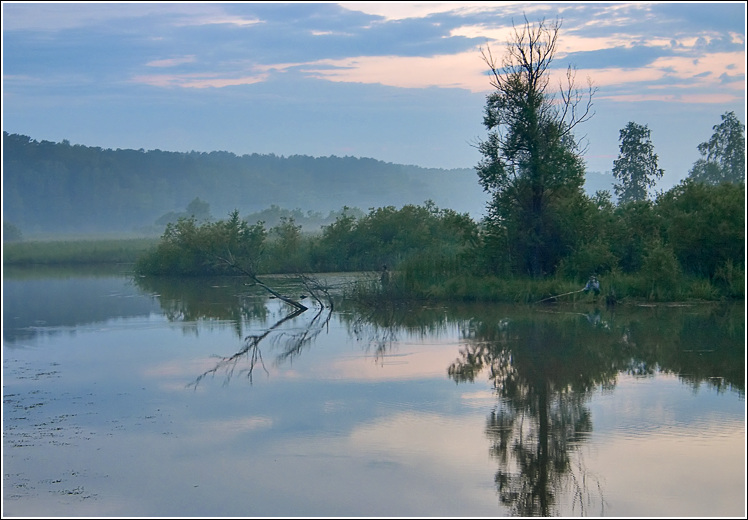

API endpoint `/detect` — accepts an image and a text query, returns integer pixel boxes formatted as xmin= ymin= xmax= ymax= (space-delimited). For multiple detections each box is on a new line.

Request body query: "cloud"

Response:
xmin=146 ymin=56 xmax=197 ymax=68
xmin=2 ymin=1 xmax=744 ymax=177
xmin=339 ymin=2 xmax=506 ymax=21
xmin=296 ymin=51 xmax=489 ymax=92
xmin=173 ymin=14 xmax=263 ymax=27
xmin=0 ymin=2 xmax=220 ymax=31
xmin=131 ymin=72 xmax=270 ymax=89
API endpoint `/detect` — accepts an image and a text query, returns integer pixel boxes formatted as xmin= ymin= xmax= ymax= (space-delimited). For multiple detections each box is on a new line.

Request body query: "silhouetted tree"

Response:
xmin=475 ymin=17 xmax=596 ymax=277
xmin=688 ymin=111 xmax=746 ymax=184
xmin=612 ymin=122 xmax=663 ymax=203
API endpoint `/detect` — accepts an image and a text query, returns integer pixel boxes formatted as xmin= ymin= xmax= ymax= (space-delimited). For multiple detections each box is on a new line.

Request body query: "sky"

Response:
xmin=2 ymin=1 xmax=746 ymax=191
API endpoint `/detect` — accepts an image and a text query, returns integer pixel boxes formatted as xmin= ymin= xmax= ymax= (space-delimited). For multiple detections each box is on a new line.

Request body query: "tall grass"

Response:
xmin=3 ymin=238 xmax=159 ymax=265
xmin=352 ymin=262 xmax=743 ymax=304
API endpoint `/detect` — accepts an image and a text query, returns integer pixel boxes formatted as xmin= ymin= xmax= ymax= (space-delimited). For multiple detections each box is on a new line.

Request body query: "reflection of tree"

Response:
xmin=449 ymin=311 xmax=620 ymax=516
xmin=188 ymin=276 xmax=334 ymax=388
xmin=133 ymin=275 xmax=270 ymax=337
xmin=446 ymin=302 xmax=744 ymax=516
xmin=340 ymin=300 xmax=454 ymax=364
xmin=618 ymin=303 xmax=745 ymax=396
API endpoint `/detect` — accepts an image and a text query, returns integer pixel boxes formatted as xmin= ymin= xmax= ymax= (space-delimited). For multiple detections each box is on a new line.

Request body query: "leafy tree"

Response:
xmin=267 ymin=217 xmax=306 ymax=272
xmin=135 ymin=211 xmax=267 ymax=276
xmin=308 ymin=202 xmax=479 ymax=274
xmin=688 ymin=111 xmax=746 ymax=184
xmin=155 ymin=197 xmax=213 ymax=227
xmin=656 ymin=180 xmax=744 ymax=278
xmin=475 ymin=17 xmax=596 ymax=277
xmin=185 ymin=197 xmax=212 ymax=221
xmin=612 ymin=122 xmax=663 ymax=203
xmin=609 ymin=200 xmax=662 ymax=273
xmin=555 ymin=190 xmax=618 ymax=278
xmin=639 ymin=239 xmax=681 ymax=298
xmin=312 ymin=208 xmax=360 ymax=271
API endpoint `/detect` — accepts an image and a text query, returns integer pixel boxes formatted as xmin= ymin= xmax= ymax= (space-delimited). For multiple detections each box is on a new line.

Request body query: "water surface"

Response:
xmin=3 ymin=267 xmax=745 ymax=517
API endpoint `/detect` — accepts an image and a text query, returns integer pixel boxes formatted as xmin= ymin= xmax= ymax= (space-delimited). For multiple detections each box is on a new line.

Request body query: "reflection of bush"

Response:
xmin=133 ymin=275 xmax=270 ymax=337
xmin=339 ymin=300 xmax=744 ymax=396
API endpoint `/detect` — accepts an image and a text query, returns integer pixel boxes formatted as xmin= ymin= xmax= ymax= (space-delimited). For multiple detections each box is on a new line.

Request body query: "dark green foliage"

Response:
xmin=135 ymin=201 xmax=480 ymax=278
xmin=310 ymin=201 xmax=479 ymax=274
xmin=243 ymin=205 xmax=366 ymax=232
xmin=612 ymin=122 xmax=664 ymax=203
xmin=639 ymin=240 xmax=681 ymax=299
xmin=656 ymin=180 xmax=745 ymax=278
xmin=688 ymin=111 xmax=745 ymax=185
xmin=610 ymin=200 xmax=663 ymax=273
xmin=558 ymin=238 xmax=618 ymax=280
xmin=476 ymin=19 xmax=595 ymax=278
xmin=134 ymin=210 xmax=267 ymax=276
xmin=265 ymin=217 xmax=308 ymax=273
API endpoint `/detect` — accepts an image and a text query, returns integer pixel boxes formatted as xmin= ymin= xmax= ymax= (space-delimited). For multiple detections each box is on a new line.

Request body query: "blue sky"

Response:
xmin=2 ymin=2 xmax=745 ymax=190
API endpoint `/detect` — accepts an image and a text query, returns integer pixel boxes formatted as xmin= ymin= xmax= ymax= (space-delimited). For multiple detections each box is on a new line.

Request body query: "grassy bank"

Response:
xmin=4 ymin=236 xmax=742 ymax=304
xmin=354 ymin=268 xmax=744 ymax=304
xmin=3 ymin=238 xmax=159 ymax=266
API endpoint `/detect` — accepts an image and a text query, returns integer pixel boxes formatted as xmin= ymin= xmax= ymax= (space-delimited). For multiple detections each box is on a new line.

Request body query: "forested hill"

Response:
xmin=3 ymin=132 xmax=488 ymax=236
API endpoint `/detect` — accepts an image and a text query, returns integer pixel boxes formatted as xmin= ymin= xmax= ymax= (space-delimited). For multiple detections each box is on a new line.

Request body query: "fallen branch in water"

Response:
xmin=214 ymin=251 xmax=308 ymax=312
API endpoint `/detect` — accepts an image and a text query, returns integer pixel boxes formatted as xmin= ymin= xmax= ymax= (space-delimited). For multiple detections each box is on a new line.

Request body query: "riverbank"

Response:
xmin=3 ymin=237 xmax=743 ymax=303
xmin=358 ymin=270 xmax=744 ymax=304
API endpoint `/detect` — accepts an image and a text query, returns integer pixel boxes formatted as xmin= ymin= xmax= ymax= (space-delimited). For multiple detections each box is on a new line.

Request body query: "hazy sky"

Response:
xmin=2 ymin=1 xmax=745 ymax=190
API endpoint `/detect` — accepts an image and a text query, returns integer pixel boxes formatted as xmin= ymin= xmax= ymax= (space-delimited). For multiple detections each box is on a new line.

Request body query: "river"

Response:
xmin=2 ymin=265 xmax=745 ymax=517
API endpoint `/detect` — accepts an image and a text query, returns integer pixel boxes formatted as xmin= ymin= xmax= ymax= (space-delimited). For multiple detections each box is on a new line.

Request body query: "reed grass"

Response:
xmin=353 ymin=267 xmax=742 ymax=304
xmin=3 ymin=238 xmax=159 ymax=265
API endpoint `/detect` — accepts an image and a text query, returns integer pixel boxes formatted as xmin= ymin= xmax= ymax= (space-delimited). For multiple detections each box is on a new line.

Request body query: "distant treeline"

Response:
xmin=2 ymin=132 xmax=484 ymax=236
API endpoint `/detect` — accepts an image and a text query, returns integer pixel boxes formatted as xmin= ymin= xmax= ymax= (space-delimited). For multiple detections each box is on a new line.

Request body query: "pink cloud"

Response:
xmin=146 ymin=56 xmax=197 ymax=68
xmin=131 ymin=72 xmax=268 ymax=89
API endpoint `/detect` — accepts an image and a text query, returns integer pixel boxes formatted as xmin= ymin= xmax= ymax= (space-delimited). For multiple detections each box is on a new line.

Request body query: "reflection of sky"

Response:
xmin=581 ymin=375 xmax=746 ymax=517
xmin=3 ymin=316 xmax=501 ymax=516
xmin=3 ymin=280 xmax=745 ymax=517
xmin=2 ymin=275 xmax=162 ymax=344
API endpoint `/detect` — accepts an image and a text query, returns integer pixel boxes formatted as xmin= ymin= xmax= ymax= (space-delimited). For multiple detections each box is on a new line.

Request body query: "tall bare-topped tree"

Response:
xmin=476 ymin=17 xmax=596 ymax=277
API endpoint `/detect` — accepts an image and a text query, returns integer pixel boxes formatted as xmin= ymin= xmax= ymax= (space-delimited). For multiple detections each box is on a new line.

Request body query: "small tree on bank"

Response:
xmin=475 ymin=17 xmax=596 ymax=277
xmin=612 ymin=122 xmax=664 ymax=204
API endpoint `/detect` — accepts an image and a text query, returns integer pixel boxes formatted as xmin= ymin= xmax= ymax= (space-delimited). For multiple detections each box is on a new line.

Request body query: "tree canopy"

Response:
xmin=475 ymin=17 xmax=596 ymax=277
xmin=612 ymin=122 xmax=664 ymax=203
xmin=688 ymin=111 xmax=745 ymax=185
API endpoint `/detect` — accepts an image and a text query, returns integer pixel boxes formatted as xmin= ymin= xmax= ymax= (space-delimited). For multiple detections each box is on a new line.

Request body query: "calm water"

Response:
xmin=2 ymin=266 xmax=745 ymax=517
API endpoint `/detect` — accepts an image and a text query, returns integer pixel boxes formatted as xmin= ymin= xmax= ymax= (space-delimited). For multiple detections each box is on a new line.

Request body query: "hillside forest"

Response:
xmin=3 ymin=131 xmax=494 ymax=236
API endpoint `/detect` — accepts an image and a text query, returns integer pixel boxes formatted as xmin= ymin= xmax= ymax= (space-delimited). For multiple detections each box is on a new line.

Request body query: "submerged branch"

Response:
xmin=214 ymin=252 xmax=308 ymax=311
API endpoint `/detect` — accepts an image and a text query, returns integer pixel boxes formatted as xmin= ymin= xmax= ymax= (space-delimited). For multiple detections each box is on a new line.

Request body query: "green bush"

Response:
xmin=640 ymin=241 xmax=681 ymax=299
